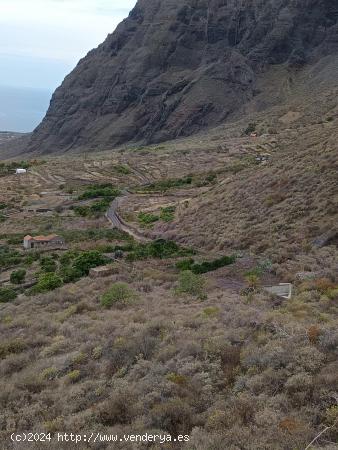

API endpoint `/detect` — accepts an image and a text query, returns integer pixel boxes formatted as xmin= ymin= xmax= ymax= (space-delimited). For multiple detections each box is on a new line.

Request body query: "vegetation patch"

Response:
xmin=127 ymin=239 xmax=194 ymax=261
xmin=113 ymin=164 xmax=131 ymax=175
xmin=78 ymin=183 xmax=120 ymax=201
xmin=176 ymin=255 xmax=236 ymax=274
xmin=0 ymin=287 xmax=17 ymax=303
xmin=101 ymin=282 xmax=136 ymax=308
xmin=175 ymin=270 xmax=207 ymax=300
xmin=138 ymin=212 xmax=160 ymax=227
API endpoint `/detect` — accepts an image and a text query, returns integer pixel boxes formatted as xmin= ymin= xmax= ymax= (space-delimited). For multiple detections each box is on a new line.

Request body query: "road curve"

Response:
xmin=106 ymin=193 xmax=151 ymax=242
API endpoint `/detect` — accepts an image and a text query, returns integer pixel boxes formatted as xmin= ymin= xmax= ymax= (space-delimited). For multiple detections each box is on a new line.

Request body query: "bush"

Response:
xmin=176 ymin=255 xmax=236 ymax=274
xmin=101 ymin=283 xmax=135 ymax=308
xmin=78 ymin=184 xmax=120 ymax=200
xmin=138 ymin=212 xmax=159 ymax=227
xmin=151 ymin=398 xmax=193 ymax=435
xmin=74 ymin=198 xmax=112 ymax=217
xmin=160 ymin=206 xmax=176 ymax=222
xmin=144 ymin=176 xmax=193 ymax=193
xmin=114 ymin=164 xmax=131 ymax=175
xmin=32 ymin=273 xmax=63 ymax=294
xmin=0 ymin=287 xmax=17 ymax=303
xmin=59 ymin=266 xmax=82 ymax=284
xmin=73 ymin=251 xmax=108 ymax=276
xmin=40 ymin=256 xmax=57 ymax=273
xmin=175 ymin=270 xmax=207 ymax=300
xmin=244 ymin=122 xmax=257 ymax=135
xmin=176 ymin=258 xmax=195 ymax=271
xmin=10 ymin=269 xmax=26 ymax=285
xmin=127 ymin=239 xmax=194 ymax=261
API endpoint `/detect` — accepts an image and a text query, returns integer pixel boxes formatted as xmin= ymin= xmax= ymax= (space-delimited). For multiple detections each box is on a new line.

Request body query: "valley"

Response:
xmin=0 ymin=115 xmax=337 ymax=449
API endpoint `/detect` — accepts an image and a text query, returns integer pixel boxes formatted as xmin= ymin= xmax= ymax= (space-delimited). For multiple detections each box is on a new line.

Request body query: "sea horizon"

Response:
xmin=0 ymin=85 xmax=52 ymax=133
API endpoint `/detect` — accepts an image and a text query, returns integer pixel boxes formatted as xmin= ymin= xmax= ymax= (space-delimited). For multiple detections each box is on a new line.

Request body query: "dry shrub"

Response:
xmin=151 ymin=398 xmax=193 ymax=436
xmin=96 ymin=390 xmax=136 ymax=426
xmin=307 ymin=325 xmax=321 ymax=344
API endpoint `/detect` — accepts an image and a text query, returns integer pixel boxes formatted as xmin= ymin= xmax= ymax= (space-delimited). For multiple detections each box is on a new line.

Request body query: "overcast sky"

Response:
xmin=0 ymin=0 xmax=136 ymax=91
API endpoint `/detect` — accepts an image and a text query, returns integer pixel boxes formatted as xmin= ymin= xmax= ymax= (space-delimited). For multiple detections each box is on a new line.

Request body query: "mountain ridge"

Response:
xmin=26 ymin=0 xmax=338 ymax=154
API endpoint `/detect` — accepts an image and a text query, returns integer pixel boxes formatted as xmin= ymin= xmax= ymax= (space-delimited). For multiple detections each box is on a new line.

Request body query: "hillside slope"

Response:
xmin=27 ymin=0 xmax=338 ymax=153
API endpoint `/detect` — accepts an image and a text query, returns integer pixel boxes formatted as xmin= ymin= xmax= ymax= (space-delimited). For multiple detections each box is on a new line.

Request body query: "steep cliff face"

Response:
xmin=29 ymin=0 xmax=338 ymax=153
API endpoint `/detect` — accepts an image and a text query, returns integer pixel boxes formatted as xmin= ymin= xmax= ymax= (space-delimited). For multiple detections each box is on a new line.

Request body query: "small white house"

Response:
xmin=16 ymin=168 xmax=27 ymax=174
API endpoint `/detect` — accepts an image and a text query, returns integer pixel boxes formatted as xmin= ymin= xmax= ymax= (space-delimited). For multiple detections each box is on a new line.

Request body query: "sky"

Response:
xmin=0 ymin=0 xmax=137 ymax=91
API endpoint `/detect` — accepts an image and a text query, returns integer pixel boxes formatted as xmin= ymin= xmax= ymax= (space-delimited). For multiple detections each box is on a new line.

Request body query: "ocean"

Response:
xmin=0 ymin=85 xmax=52 ymax=133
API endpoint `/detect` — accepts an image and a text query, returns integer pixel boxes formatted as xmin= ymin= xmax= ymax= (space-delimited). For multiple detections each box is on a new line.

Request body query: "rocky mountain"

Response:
xmin=28 ymin=0 xmax=338 ymax=153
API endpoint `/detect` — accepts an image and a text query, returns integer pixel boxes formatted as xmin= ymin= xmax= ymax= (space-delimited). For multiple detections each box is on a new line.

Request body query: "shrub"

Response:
xmin=97 ymin=391 xmax=136 ymax=425
xmin=113 ymin=164 xmax=131 ymax=175
xmin=244 ymin=122 xmax=257 ymax=135
xmin=176 ymin=258 xmax=195 ymax=271
xmin=144 ymin=176 xmax=193 ymax=193
xmin=59 ymin=266 xmax=82 ymax=283
xmin=74 ymin=198 xmax=112 ymax=217
xmin=138 ymin=211 xmax=159 ymax=227
xmin=32 ymin=273 xmax=63 ymax=294
xmin=127 ymin=239 xmax=194 ymax=261
xmin=10 ymin=269 xmax=26 ymax=285
xmin=66 ymin=370 xmax=81 ymax=383
xmin=0 ymin=287 xmax=17 ymax=303
xmin=176 ymin=255 xmax=235 ymax=274
xmin=175 ymin=270 xmax=207 ymax=300
xmin=78 ymin=184 xmax=120 ymax=200
xmin=151 ymin=398 xmax=193 ymax=435
xmin=73 ymin=251 xmax=108 ymax=276
xmin=191 ymin=255 xmax=236 ymax=274
xmin=40 ymin=256 xmax=57 ymax=273
xmin=160 ymin=206 xmax=176 ymax=222
xmin=101 ymin=283 xmax=135 ymax=308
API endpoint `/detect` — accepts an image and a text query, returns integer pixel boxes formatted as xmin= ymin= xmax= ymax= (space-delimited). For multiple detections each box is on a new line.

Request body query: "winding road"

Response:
xmin=106 ymin=192 xmax=151 ymax=242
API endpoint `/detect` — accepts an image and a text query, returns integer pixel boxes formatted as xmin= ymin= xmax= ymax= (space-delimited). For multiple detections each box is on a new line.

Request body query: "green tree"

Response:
xmin=10 ymin=269 xmax=26 ymax=285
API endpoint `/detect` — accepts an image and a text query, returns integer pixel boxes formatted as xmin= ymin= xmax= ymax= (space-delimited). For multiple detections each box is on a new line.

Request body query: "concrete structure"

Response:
xmin=23 ymin=234 xmax=65 ymax=250
xmin=16 ymin=168 xmax=27 ymax=174
xmin=263 ymin=283 xmax=293 ymax=299
xmin=89 ymin=265 xmax=118 ymax=278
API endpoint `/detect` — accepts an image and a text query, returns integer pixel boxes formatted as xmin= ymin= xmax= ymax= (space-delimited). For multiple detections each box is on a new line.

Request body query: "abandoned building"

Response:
xmin=23 ymin=234 xmax=65 ymax=250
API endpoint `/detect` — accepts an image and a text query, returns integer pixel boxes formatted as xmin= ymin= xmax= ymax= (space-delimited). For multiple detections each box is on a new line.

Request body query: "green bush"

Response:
xmin=10 ymin=269 xmax=26 ymax=285
xmin=0 ymin=246 xmax=22 ymax=269
xmin=160 ymin=206 xmax=176 ymax=222
xmin=0 ymin=287 xmax=17 ymax=303
xmin=176 ymin=258 xmax=195 ymax=271
xmin=127 ymin=239 xmax=194 ymax=261
xmin=114 ymin=164 xmax=131 ymax=175
xmin=40 ymin=256 xmax=57 ymax=273
xmin=176 ymin=255 xmax=236 ymax=274
xmin=175 ymin=270 xmax=207 ymax=300
xmin=144 ymin=176 xmax=193 ymax=193
xmin=74 ymin=198 xmax=112 ymax=217
xmin=101 ymin=283 xmax=135 ymax=308
xmin=191 ymin=255 xmax=236 ymax=274
xmin=73 ymin=251 xmax=108 ymax=276
xmin=138 ymin=212 xmax=159 ymax=226
xmin=59 ymin=266 xmax=82 ymax=284
xmin=244 ymin=122 xmax=257 ymax=135
xmin=78 ymin=184 xmax=120 ymax=200
xmin=32 ymin=273 xmax=63 ymax=294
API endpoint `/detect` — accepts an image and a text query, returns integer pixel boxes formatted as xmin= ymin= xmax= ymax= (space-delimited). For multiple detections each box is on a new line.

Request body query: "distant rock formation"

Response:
xmin=28 ymin=0 xmax=338 ymax=153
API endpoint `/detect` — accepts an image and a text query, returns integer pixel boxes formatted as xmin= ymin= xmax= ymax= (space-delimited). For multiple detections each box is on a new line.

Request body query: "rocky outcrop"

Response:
xmin=28 ymin=0 xmax=338 ymax=153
